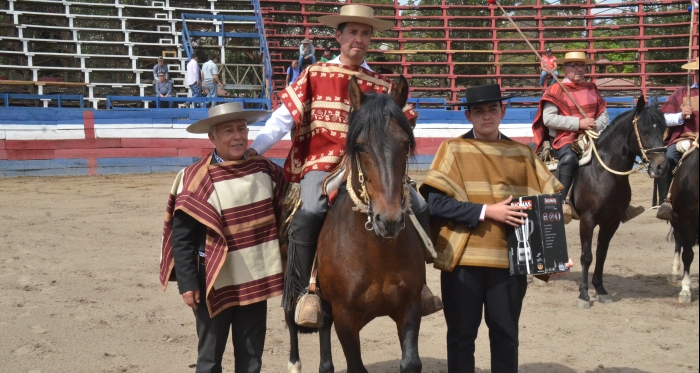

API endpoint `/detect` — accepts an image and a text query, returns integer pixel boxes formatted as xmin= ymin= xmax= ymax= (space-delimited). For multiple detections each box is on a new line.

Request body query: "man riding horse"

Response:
xmin=244 ymin=4 xmax=443 ymax=321
xmin=533 ymin=51 xmax=645 ymax=223
xmin=656 ymin=57 xmax=699 ymax=221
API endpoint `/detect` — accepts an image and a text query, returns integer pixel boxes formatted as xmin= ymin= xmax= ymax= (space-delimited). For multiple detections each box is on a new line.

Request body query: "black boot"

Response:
xmin=557 ymin=152 xmax=578 ymax=223
xmin=656 ymin=167 xmax=674 ymax=221
xmin=282 ymin=210 xmax=324 ymax=312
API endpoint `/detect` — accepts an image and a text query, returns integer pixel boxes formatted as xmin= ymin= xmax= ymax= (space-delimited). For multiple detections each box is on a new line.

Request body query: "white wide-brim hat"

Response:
xmin=186 ymin=102 xmax=269 ymax=134
xmin=681 ymin=57 xmax=699 ymax=70
xmin=318 ymin=5 xmax=394 ymax=32
xmin=559 ymin=51 xmax=595 ymax=65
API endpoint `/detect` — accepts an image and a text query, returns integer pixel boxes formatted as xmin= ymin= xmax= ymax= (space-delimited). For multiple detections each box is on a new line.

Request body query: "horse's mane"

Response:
xmin=598 ymin=104 xmax=666 ymax=141
xmin=346 ymin=92 xmax=416 ymax=158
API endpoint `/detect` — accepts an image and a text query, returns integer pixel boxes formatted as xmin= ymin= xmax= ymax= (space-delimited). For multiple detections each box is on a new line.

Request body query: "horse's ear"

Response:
xmin=393 ymin=75 xmax=409 ymax=108
xmin=348 ymin=76 xmax=365 ymax=111
xmin=635 ymin=95 xmax=646 ymax=113
xmin=651 ymin=96 xmax=660 ymax=109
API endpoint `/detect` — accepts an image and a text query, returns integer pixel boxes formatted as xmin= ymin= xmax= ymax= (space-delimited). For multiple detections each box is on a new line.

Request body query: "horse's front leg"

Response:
xmin=285 ymin=309 xmax=302 ymax=373
xmin=333 ymin=310 xmax=368 ymax=373
xmin=578 ymin=218 xmax=596 ymax=309
xmin=591 ymin=220 xmax=620 ymax=304
xmin=394 ymin=300 xmax=422 ymax=373
xmin=319 ymin=300 xmax=335 ymax=373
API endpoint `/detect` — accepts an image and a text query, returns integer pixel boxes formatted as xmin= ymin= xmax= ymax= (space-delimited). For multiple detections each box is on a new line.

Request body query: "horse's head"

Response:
xmin=346 ymin=75 xmax=415 ymax=239
xmin=632 ymin=96 xmax=668 ymax=178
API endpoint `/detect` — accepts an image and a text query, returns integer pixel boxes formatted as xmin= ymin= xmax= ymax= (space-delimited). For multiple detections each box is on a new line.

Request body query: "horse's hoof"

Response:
xmin=288 ymin=361 xmax=302 ymax=373
xmin=679 ymin=292 xmax=692 ymax=304
xmin=597 ymin=294 xmax=613 ymax=304
xmin=577 ymin=299 xmax=591 ymax=309
xmin=668 ymin=275 xmax=679 ymax=284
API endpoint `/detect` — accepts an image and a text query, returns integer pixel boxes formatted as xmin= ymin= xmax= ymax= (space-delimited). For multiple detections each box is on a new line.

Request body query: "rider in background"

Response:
xmin=244 ymin=5 xmax=443 ymax=320
xmin=656 ymin=57 xmax=699 ymax=220
xmin=532 ymin=51 xmax=644 ymax=223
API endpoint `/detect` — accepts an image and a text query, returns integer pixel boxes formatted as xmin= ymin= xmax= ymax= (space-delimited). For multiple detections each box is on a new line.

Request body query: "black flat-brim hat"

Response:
xmin=445 ymin=84 xmax=517 ymax=108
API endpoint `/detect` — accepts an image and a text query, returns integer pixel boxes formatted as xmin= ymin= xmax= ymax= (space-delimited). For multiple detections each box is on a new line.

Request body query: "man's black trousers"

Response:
xmin=193 ymin=271 xmax=267 ymax=373
xmin=441 ymin=265 xmax=528 ymax=373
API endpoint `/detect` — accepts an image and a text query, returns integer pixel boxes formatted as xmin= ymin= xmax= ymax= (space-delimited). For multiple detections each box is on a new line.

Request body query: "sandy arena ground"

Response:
xmin=0 ymin=171 xmax=698 ymax=373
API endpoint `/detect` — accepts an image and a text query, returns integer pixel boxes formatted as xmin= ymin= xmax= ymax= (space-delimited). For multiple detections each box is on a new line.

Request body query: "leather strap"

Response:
xmin=308 ymin=251 xmax=318 ymax=294
xmin=409 ymin=212 xmax=437 ymax=259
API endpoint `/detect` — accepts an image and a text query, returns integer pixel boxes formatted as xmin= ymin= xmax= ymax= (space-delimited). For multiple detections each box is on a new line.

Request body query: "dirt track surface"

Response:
xmin=0 ymin=172 xmax=697 ymax=373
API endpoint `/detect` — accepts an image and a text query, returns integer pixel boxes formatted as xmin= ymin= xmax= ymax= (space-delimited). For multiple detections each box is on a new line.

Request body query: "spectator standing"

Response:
xmin=201 ymin=55 xmax=222 ymax=107
xmin=286 ymin=60 xmax=301 ymax=86
xmin=320 ymin=47 xmax=336 ymax=62
xmin=154 ymin=72 xmax=173 ymax=108
xmin=186 ymin=54 xmax=201 ymax=107
xmin=539 ymin=48 xmax=559 ymax=87
xmin=298 ymin=39 xmax=316 ymax=68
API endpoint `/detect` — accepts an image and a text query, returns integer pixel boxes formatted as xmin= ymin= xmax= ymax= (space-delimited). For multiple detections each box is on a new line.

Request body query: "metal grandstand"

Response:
xmin=0 ymin=0 xmax=698 ymax=107
xmin=0 ymin=0 xmax=272 ymax=108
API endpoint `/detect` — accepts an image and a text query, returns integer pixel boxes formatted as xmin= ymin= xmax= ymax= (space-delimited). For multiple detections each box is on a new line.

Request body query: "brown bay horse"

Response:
xmin=283 ymin=75 xmax=425 ymax=373
xmin=668 ymin=146 xmax=699 ymax=303
xmin=571 ymin=96 xmax=667 ymax=309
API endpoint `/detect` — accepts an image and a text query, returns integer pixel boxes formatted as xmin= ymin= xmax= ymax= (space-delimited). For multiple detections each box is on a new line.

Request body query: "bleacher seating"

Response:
xmin=0 ymin=0 xmax=269 ymax=109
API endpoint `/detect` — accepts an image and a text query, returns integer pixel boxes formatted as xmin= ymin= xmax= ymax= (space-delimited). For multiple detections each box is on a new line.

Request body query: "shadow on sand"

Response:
xmin=338 ymin=358 xmax=653 ymax=372
xmin=544 ymin=270 xmax=699 ymax=303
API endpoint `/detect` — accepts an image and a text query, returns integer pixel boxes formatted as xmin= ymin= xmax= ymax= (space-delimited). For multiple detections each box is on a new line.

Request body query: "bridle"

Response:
xmin=586 ymin=114 xmax=665 ymax=176
xmin=346 ymin=153 xmax=411 ymax=231
xmin=631 ymin=115 xmax=666 ymax=163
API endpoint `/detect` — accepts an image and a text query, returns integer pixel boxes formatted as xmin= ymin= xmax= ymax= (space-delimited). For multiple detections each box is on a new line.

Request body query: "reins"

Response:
xmin=585 ymin=115 xmax=665 ymax=176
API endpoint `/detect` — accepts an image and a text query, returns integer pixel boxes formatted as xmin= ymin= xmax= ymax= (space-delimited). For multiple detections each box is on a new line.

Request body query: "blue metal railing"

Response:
xmin=1 ymin=94 xmax=84 ymax=108
xmin=105 ymin=96 xmax=271 ymax=110
xmin=180 ymin=8 xmax=272 ymax=101
xmin=252 ymin=0 xmax=274 ymax=101
xmin=181 ymin=14 xmax=193 ymax=61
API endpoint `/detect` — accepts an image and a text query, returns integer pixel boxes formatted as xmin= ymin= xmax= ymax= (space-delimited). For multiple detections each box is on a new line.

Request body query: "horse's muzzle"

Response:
xmin=647 ymin=156 xmax=668 ymax=178
xmin=372 ymin=212 xmax=406 ymax=239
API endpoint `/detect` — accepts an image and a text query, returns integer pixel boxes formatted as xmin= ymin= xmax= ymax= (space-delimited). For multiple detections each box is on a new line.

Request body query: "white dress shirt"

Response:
xmin=186 ymin=59 xmax=200 ymax=86
xmin=250 ymin=57 xmax=372 ymax=155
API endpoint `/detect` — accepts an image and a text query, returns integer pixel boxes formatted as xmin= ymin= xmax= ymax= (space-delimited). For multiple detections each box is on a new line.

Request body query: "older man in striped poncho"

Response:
xmin=160 ymin=102 xmax=285 ymax=373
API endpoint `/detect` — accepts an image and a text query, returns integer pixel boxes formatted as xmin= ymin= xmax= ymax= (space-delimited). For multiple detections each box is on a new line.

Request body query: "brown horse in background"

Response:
xmin=282 ymin=75 xmax=425 ymax=373
xmin=668 ymin=147 xmax=699 ymax=303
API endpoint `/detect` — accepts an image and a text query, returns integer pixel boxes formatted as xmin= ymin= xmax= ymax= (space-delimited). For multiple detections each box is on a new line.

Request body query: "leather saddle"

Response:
xmin=539 ymin=134 xmax=593 ymax=172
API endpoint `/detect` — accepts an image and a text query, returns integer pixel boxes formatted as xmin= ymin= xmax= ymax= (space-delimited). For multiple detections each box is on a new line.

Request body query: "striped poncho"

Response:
xmin=419 ymin=135 xmax=562 ymax=272
xmin=159 ymin=154 xmax=287 ymax=317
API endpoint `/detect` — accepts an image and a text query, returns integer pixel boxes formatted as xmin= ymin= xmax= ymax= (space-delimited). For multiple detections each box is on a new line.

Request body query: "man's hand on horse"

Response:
xmin=578 ymin=117 xmax=597 ymax=131
xmin=244 ymin=148 xmax=258 ymax=158
xmin=182 ymin=290 xmax=200 ymax=310
xmin=681 ymin=104 xmax=693 ymax=116
xmin=485 ymin=195 xmax=529 ymax=227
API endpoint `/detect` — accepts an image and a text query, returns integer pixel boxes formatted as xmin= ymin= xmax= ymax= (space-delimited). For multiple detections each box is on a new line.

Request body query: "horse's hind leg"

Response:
xmin=333 ymin=312 xmax=368 ymax=373
xmin=669 ymin=239 xmax=683 ymax=284
xmin=394 ymin=303 xmax=422 ymax=373
xmin=678 ymin=224 xmax=695 ymax=304
xmin=591 ymin=221 xmax=620 ymax=304
xmin=319 ymin=300 xmax=335 ymax=373
xmin=578 ymin=219 xmax=596 ymax=308
xmin=285 ymin=309 xmax=302 ymax=373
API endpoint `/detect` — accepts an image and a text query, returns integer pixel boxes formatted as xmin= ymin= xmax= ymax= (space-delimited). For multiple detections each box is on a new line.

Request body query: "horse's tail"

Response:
xmin=666 ymin=226 xmax=675 ymax=243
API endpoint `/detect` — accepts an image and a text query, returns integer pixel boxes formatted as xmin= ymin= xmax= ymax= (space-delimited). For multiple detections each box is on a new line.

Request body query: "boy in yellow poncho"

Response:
xmin=419 ymin=84 xmax=570 ymax=373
